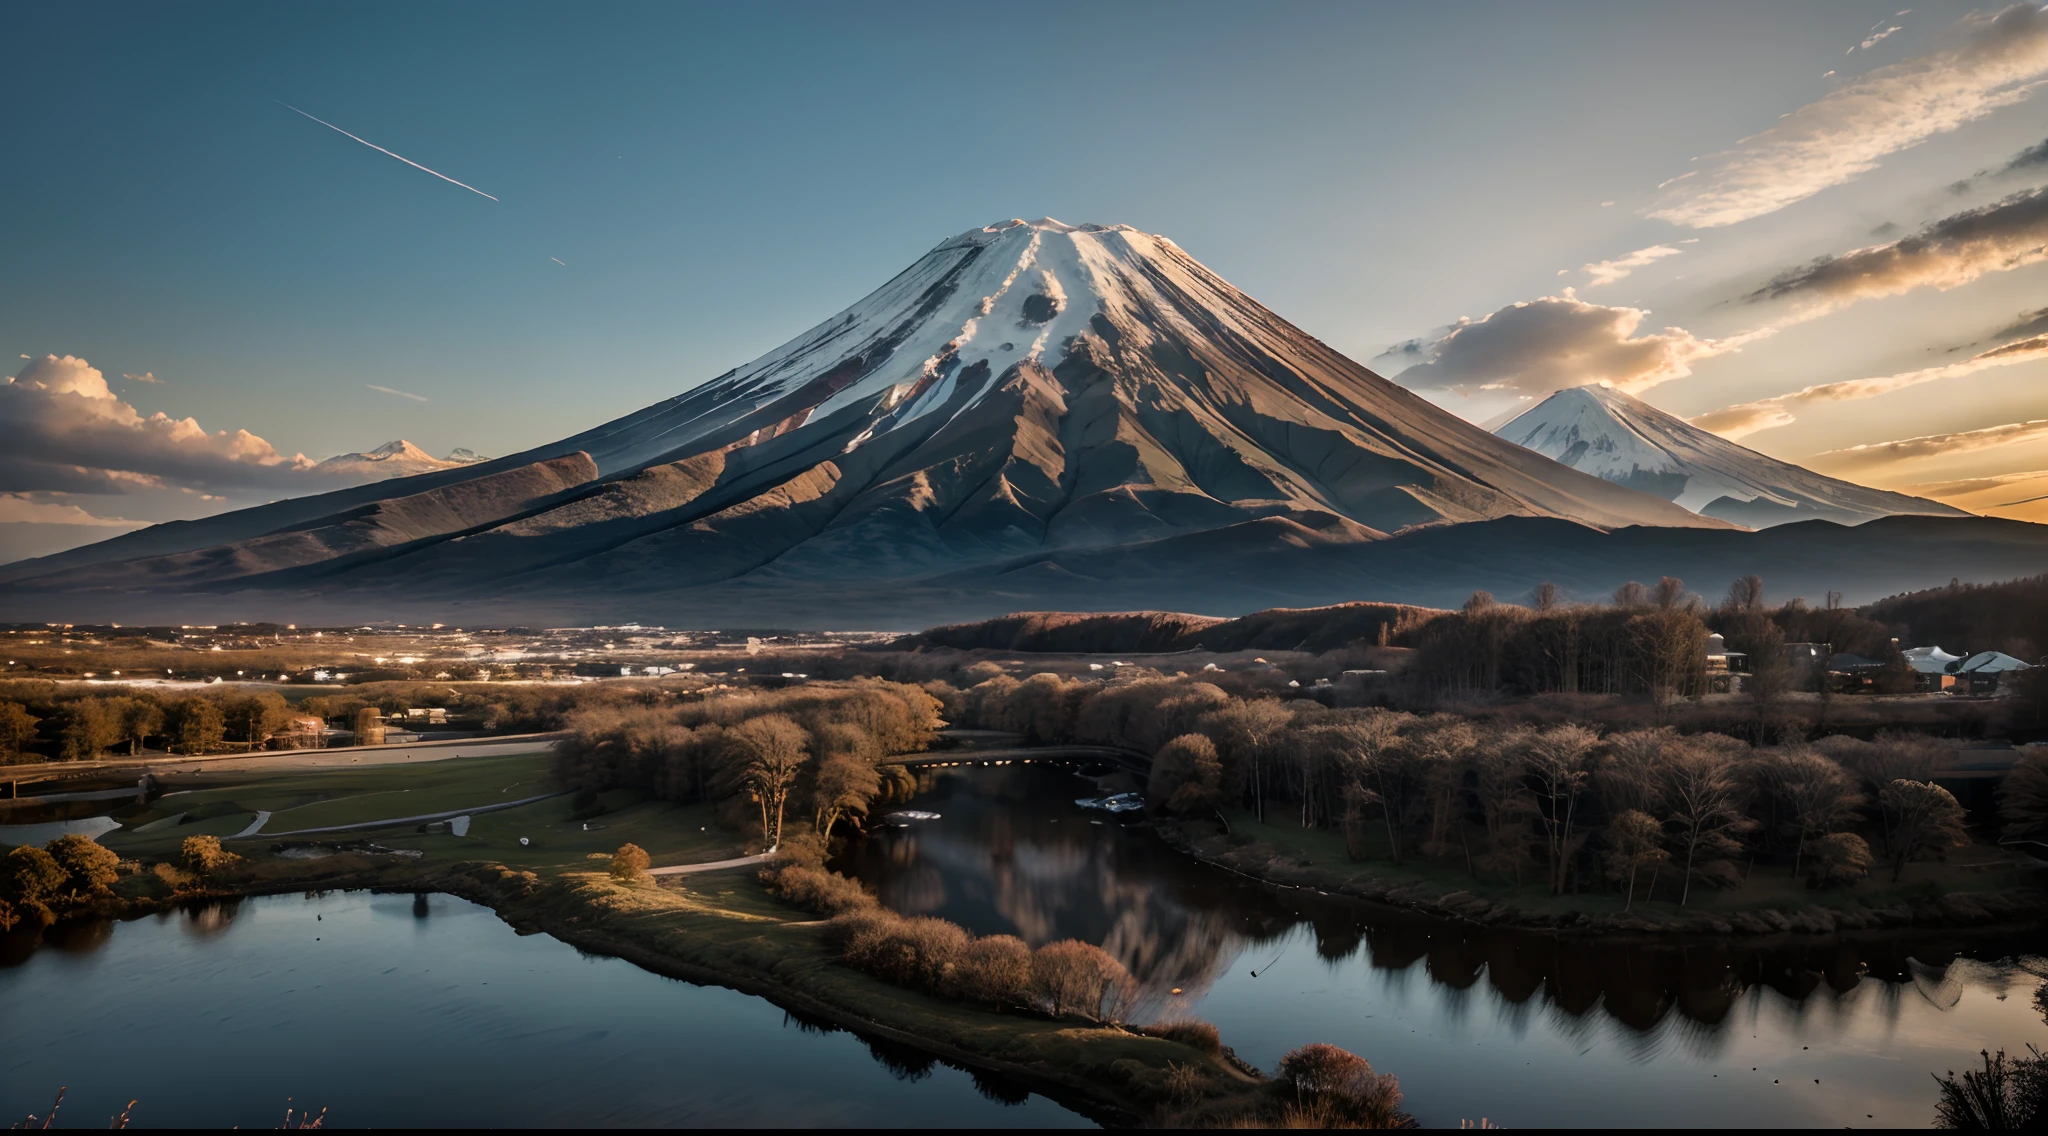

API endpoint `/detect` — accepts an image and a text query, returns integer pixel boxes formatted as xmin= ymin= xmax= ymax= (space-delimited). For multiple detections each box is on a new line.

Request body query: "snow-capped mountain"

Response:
xmin=1494 ymin=385 xmax=1967 ymax=527
xmin=7 ymin=218 xmax=2031 ymax=624
xmin=314 ymin=440 xmax=486 ymax=480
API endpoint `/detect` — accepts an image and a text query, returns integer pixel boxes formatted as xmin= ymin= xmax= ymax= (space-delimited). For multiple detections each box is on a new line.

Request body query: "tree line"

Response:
xmin=551 ymin=680 xmax=944 ymax=848
xmin=941 ymin=671 xmax=2048 ymax=904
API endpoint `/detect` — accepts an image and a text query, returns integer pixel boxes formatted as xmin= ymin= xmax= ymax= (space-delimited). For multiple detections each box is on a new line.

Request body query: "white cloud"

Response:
xmin=0 ymin=354 xmax=336 ymax=496
xmin=366 ymin=383 xmax=428 ymax=402
xmin=1908 ymin=468 xmax=2048 ymax=497
xmin=1581 ymin=244 xmax=1683 ymax=287
xmin=1749 ymin=186 xmax=2048 ymax=316
xmin=0 ymin=493 xmax=142 ymax=527
xmin=1650 ymin=4 xmax=2048 ymax=228
xmin=1692 ymin=333 xmax=2048 ymax=437
xmin=122 ymin=371 xmax=162 ymax=384
xmin=1819 ymin=417 xmax=2048 ymax=469
xmin=1386 ymin=295 xmax=1724 ymax=397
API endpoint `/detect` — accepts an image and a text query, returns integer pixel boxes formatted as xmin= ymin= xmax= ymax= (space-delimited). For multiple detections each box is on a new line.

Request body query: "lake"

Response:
xmin=0 ymin=890 xmax=1089 ymax=1128
xmin=836 ymin=763 xmax=2048 ymax=1128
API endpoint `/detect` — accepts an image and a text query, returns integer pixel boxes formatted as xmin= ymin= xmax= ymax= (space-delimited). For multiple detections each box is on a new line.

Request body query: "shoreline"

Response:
xmin=1149 ymin=817 xmax=2048 ymax=938
xmin=29 ymin=853 xmax=1262 ymax=1128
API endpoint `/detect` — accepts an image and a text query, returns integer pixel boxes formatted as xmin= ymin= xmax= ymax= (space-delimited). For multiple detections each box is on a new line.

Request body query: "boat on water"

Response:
xmin=883 ymin=810 xmax=942 ymax=826
xmin=1074 ymin=792 xmax=1145 ymax=814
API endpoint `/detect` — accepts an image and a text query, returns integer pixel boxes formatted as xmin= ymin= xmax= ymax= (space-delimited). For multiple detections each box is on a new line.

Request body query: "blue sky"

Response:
xmin=4 ymin=1 xmax=2047 ymax=552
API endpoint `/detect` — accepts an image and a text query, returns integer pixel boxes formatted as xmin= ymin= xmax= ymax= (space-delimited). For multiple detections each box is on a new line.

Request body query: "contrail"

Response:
xmin=550 ymin=257 xmax=566 ymax=266
xmin=277 ymin=101 xmax=498 ymax=201
xmin=366 ymin=384 xmax=429 ymax=402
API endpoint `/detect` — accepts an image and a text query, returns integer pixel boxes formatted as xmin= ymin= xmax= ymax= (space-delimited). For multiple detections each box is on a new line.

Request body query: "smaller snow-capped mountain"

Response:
xmin=1495 ymin=386 xmax=1968 ymax=528
xmin=314 ymin=440 xmax=486 ymax=480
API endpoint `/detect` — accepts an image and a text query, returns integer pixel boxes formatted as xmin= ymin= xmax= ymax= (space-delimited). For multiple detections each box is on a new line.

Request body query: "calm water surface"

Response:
xmin=837 ymin=764 xmax=2048 ymax=1128
xmin=0 ymin=891 xmax=1088 ymax=1128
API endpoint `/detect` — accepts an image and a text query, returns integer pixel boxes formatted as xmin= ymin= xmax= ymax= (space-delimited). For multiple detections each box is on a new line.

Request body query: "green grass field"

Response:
xmin=100 ymin=751 xmax=745 ymax=875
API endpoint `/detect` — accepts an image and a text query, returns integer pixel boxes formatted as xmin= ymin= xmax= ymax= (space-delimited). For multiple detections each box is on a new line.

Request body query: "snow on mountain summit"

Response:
xmin=314 ymin=440 xmax=477 ymax=481
xmin=1495 ymin=385 xmax=1967 ymax=527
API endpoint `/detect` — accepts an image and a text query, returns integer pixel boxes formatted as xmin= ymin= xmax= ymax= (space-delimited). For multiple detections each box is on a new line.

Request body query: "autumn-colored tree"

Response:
xmin=1877 ymin=779 xmax=1970 ymax=882
xmin=180 ymin=835 xmax=240 ymax=874
xmin=3 ymin=846 xmax=68 ymax=910
xmin=724 ymin=714 xmax=809 ymax=848
xmin=45 ymin=834 xmax=119 ymax=898
xmin=59 ymin=699 xmax=120 ymax=760
xmin=1604 ymin=810 xmax=1668 ymax=911
xmin=174 ymin=698 xmax=226 ymax=755
xmin=0 ymin=702 xmax=40 ymax=764
xmin=1148 ymin=733 xmax=1224 ymax=816
xmin=1030 ymin=939 xmax=1136 ymax=1022
xmin=121 ymin=699 xmax=163 ymax=756
xmin=609 ymin=843 xmax=651 ymax=880
xmin=811 ymin=753 xmax=881 ymax=836
xmin=944 ymin=934 xmax=1034 ymax=1009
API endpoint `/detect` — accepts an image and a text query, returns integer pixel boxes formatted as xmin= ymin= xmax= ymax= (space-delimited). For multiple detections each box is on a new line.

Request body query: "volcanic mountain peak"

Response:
xmin=4 ymin=218 xmax=1732 ymax=612
xmin=1495 ymin=385 xmax=1967 ymax=527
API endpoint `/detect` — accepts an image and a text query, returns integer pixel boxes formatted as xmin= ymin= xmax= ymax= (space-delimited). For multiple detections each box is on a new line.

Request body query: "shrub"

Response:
xmin=762 ymin=864 xmax=877 ymax=916
xmin=943 ymin=934 xmax=1034 ymax=1008
xmin=1137 ymin=1019 xmax=1223 ymax=1055
xmin=609 ymin=843 xmax=651 ymax=880
xmin=1277 ymin=1042 xmax=1406 ymax=1128
xmin=152 ymin=861 xmax=198 ymax=892
xmin=2 ymin=846 xmax=67 ymax=906
xmin=846 ymin=915 xmax=968 ymax=989
xmin=0 ymin=896 xmax=17 ymax=932
xmin=180 ymin=835 xmax=240 ymax=874
xmin=45 ymin=835 xmax=119 ymax=898
xmin=1805 ymin=832 xmax=1873 ymax=887
xmin=1031 ymin=939 xmax=1137 ymax=1022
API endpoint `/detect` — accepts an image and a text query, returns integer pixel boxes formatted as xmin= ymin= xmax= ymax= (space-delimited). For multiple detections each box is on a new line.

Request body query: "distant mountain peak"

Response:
xmin=314 ymin=439 xmax=474 ymax=481
xmin=1495 ymin=386 xmax=1968 ymax=527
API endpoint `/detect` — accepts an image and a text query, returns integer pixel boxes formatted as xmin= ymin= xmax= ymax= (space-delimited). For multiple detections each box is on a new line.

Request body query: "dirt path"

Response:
xmin=647 ymin=852 xmax=774 ymax=876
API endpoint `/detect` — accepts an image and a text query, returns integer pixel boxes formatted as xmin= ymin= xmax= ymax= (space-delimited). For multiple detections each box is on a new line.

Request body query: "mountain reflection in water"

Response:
xmin=837 ymin=764 xmax=2048 ymax=1125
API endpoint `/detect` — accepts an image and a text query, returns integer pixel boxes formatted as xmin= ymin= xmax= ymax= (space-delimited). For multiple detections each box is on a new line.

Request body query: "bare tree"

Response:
xmin=1877 ymin=779 xmax=1970 ymax=882
xmin=1661 ymin=744 xmax=1754 ymax=904
xmin=1333 ymin=712 xmax=1412 ymax=861
xmin=0 ymin=702 xmax=40 ymax=764
xmin=1604 ymin=809 xmax=1667 ymax=911
xmin=1529 ymin=581 xmax=1561 ymax=612
xmin=1614 ymin=581 xmax=1649 ymax=608
xmin=1996 ymin=752 xmax=2048 ymax=847
xmin=1524 ymin=724 xmax=1600 ymax=894
xmin=1597 ymin=728 xmax=1672 ymax=818
xmin=1407 ymin=720 xmax=1477 ymax=864
xmin=1652 ymin=576 xmax=1691 ymax=611
xmin=1207 ymin=700 xmax=1293 ymax=823
xmin=1766 ymin=750 xmax=1865 ymax=877
xmin=1470 ymin=727 xmax=1537 ymax=884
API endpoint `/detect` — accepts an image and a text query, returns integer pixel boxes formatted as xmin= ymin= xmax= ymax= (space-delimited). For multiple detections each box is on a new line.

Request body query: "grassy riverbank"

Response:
xmin=1156 ymin=811 xmax=2046 ymax=935
xmin=35 ymin=754 xmax=1285 ymax=1126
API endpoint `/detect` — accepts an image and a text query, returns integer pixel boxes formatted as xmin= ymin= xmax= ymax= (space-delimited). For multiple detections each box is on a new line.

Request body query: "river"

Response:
xmin=835 ymin=763 xmax=2048 ymax=1128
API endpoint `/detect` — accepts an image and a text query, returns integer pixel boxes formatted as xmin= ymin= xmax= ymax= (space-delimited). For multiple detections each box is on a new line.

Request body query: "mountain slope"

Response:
xmin=3 ymin=219 xmax=1728 ymax=608
xmin=1494 ymin=385 xmax=1968 ymax=527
